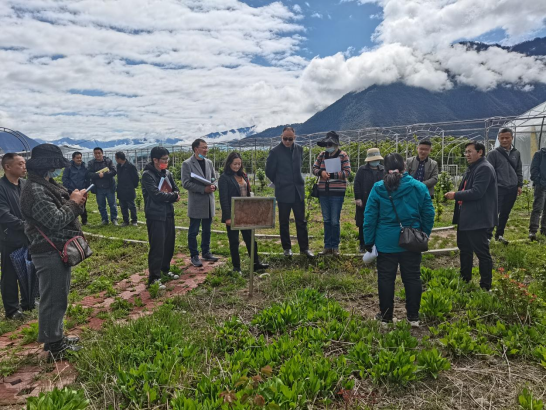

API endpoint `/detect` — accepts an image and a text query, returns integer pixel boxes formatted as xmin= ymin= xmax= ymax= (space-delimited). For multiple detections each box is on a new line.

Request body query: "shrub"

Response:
xmin=416 ymin=348 xmax=451 ymax=379
xmin=26 ymin=387 xmax=89 ymax=410
xmin=370 ymin=347 xmax=418 ymax=385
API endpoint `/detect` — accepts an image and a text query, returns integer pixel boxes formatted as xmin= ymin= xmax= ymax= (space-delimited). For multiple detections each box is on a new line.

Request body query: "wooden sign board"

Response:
xmin=230 ymin=197 xmax=276 ymax=230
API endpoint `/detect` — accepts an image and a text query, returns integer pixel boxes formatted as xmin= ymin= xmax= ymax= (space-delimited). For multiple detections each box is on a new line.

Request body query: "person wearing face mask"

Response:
xmin=20 ymin=144 xmax=87 ymax=360
xmin=312 ymin=131 xmax=352 ymax=256
xmin=406 ymin=140 xmax=438 ymax=199
xmin=142 ymin=147 xmax=181 ymax=289
xmin=218 ymin=152 xmax=269 ymax=274
xmin=354 ymin=148 xmax=384 ymax=253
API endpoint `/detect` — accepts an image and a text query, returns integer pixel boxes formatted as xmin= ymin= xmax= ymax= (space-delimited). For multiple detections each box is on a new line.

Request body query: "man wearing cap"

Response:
xmin=406 ymin=140 xmax=438 ymax=199
xmin=266 ymin=127 xmax=314 ymax=258
xmin=354 ymin=148 xmax=384 ymax=253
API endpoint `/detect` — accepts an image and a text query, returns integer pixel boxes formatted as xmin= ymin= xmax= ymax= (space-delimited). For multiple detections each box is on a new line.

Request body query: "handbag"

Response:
xmin=311 ymin=176 xmax=321 ymax=198
xmin=388 ymin=194 xmax=429 ymax=253
xmin=35 ymin=226 xmax=92 ymax=267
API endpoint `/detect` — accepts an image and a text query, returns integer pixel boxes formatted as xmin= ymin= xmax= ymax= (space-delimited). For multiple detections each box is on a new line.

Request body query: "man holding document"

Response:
xmin=142 ymin=147 xmax=180 ymax=289
xmin=182 ymin=139 xmax=219 ymax=267
xmin=312 ymin=131 xmax=352 ymax=256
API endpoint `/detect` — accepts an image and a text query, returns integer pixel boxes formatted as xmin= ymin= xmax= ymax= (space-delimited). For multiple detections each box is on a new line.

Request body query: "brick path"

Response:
xmin=0 ymin=252 xmax=222 ymax=406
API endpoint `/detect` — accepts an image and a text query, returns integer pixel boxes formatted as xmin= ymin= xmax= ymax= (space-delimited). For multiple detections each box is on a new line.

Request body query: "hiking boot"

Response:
xmin=283 ymin=249 xmax=293 ymax=257
xmin=191 ymin=255 xmax=203 ymax=267
xmin=495 ymin=236 xmax=509 ymax=245
xmin=319 ymin=248 xmax=332 ymax=256
xmin=44 ymin=339 xmax=83 ymax=361
xmin=165 ymin=271 xmax=180 ymax=280
xmin=6 ymin=310 xmax=24 ymax=320
xmin=332 ymin=249 xmax=340 ymax=256
xmin=202 ymin=253 xmax=219 ymax=262
xmin=64 ymin=335 xmax=80 ymax=345
xmin=112 ymin=219 xmax=119 ymax=226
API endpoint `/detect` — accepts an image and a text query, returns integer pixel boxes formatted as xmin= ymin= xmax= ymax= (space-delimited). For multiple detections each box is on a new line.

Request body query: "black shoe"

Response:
xmin=375 ymin=312 xmax=392 ymax=326
xmin=81 ymin=221 xmax=87 ymax=226
xmin=319 ymin=248 xmax=332 ymax=256
xmin=120 ymin=221 xmax=129 ymax=227
xmin=6 ymin=310 xmax=24 ymax=320
xmin=254 ymin=262 xmax=269 ymax=271
xmin=283 ymin=249 xmax=293 ymax=257
xmin=495 ymin=236 xmax=509 ymax=245
xmin=191 ymin=255 xmax=203 ymax=267
xmin=64 ymin=335 xmax=80 ymax=345
xmin=233 ymin=269 xmax=242 ymax=275
xmin=202 ymin=253 xmax=219 ymax=262
xmin=44 ymin=339 xmax=83 ymax=361
xmin=300 ymin=249 xmax=315 ymax=258
xmin=529 ymin=232 xmax=537 ymax=241
xmin=112 ymin=219 xmax=119 ymax=226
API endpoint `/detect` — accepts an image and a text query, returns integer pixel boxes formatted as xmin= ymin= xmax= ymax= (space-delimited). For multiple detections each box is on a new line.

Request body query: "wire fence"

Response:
xmin=1 ymin=110 xmax=545 ymax=185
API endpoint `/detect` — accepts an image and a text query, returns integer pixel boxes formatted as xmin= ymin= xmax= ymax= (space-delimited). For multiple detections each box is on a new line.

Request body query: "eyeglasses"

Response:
xmin=283 ymin=137 xmax=294 ymax=142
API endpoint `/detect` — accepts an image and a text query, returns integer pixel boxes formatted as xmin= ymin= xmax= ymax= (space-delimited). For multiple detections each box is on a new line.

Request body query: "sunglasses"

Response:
xmin=283 ymin=137 xmax=294 ymax=142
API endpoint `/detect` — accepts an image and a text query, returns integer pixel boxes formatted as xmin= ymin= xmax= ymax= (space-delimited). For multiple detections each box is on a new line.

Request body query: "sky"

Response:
xmin=0 ymin=0 xmax=545 ymax=142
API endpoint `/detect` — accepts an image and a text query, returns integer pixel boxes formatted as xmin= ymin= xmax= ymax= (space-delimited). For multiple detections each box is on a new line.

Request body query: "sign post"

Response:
xmin=230 ymin=197 xmax=276 ymax=297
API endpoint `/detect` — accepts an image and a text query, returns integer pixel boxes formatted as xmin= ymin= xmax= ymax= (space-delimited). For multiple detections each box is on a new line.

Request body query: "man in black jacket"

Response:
xmin=265 ymin=127 xmax=313 ymax=258
xmin=445 ymin=141 xmax=497 ymax=291
xmin=0 ymin=154 xmax=29 ymax=319
xmin=115 ymin=152 xmax=140 ymax=226
xmin=87 ymin=147 xmax=118 ymax=225
xmin=62 ymin=151 xmax=89 ymax=225
xmin=142 ymin=147 xmax=180 ymax=289
xmin=486 ymin=128 xmax=523 ymax=244
xmin=529 ymin=147 xmax=546 ymax=241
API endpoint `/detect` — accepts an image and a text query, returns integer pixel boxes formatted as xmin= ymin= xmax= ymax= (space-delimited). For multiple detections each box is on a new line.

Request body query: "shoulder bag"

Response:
xmin=35 ymin=226 xmax=92 ymax=267
xmin=388 ymin=194 xmax=429 ymax=253
xmin=311 ymin=152 xmax=326 ymax=198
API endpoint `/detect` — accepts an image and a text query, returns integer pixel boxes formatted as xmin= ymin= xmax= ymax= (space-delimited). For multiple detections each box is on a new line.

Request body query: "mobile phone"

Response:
xmin=85 ymin=184 xmax=94 ymax=192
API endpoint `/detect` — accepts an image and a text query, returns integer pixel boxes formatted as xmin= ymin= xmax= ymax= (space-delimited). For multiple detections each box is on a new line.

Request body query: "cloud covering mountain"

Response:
xmin=0 ymin=0 xmax=544 ymax=141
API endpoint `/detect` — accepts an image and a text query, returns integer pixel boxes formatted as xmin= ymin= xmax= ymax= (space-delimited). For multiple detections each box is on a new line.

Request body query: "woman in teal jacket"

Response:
xmin=364 ymin=153 xmax=435 ymax=327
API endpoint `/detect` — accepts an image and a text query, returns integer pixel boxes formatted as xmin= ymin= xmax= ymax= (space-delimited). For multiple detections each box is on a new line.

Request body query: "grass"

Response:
xmin=0 ymin=181 xmax=544 ymax=408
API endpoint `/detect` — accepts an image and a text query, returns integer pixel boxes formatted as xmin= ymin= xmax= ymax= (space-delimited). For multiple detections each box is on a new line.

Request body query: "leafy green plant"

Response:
xmin=26 ymin=387 xmax=89 ymax=410
xmin=435 ymin=171 xmax=453 ymax=203
xmin=256 ymin=168 xmax=266 ymax=191
xmin=416 ymin=348 xmax=451 ymax=379
xmin=135 ymin=190 xmax=143 ymax=210
xmin=518 ymin=388 xmax=544 ymax=410
xmin=421 ymin=288 xmax=453 ymax=320
xmin=370 ymin=347 xmax=417 ymax=385
xmin=21 ymin=323 xmax=39 ymax=345
xmin=148 ymin=281 xmax=161 ymax=299
xmin=66 ymin=304 xmax=93 ymax=329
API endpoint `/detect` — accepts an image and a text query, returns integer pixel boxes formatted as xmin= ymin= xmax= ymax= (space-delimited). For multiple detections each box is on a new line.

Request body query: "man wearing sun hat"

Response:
xmin=354 ymin=148 xmax=384 ymax=253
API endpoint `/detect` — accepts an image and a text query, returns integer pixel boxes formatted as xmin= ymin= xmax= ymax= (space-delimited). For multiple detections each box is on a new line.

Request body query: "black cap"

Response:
xmin=26 ymin=144 xmax=70 ymax=171
xmin=317 ymin=131 xmax=340 ymax=147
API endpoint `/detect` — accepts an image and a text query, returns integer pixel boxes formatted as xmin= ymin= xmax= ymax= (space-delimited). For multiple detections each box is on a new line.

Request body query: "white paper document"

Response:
xmin=324 ymin=158 xmax=341 ymax=174
xmin=191 ymin=172 xmax=212 ymax=185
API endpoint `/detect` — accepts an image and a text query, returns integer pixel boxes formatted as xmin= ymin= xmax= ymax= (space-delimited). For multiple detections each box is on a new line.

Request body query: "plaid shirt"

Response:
xmin=21 ymin=175 xmax=82 ymax=255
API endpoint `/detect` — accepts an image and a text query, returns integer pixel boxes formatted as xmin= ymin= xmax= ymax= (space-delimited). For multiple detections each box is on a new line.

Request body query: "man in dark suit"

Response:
xmin=115 ymin=151 xmax=140 ymax=226
xmin=265 ymin=127 xmax=314 ymax=258
xmin=529 ymin=148 xmax=546 ymax=241
xmin=445 ymin=141 xmax=497 ymax=291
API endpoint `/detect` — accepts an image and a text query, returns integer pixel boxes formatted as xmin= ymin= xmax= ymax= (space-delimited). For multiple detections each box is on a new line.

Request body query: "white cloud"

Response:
xmin=311 ymin=12 xmax=322 ymax=19
xmin=292 ymin=4 xmax=302 ymax=13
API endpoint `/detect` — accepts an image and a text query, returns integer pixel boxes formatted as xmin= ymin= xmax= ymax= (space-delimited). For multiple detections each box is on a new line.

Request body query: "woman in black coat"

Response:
xmin=354 ymin=148 xmax=384 ymax=253
xmin=218 ymin=152 xmax=269 ymax=274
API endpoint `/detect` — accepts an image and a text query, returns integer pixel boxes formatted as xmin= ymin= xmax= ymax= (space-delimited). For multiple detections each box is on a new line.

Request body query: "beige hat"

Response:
xmin=364 ymin=148 xmax=383 ymax=162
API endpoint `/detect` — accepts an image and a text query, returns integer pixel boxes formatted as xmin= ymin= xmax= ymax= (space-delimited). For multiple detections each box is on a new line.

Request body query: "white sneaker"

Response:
xmin=166 ymin=272 xmax=180 ymax=280
xmin=151 ymin=279 xmax=166 ymax=290
xmin=407 ymin=319 xmax=420 ymax=328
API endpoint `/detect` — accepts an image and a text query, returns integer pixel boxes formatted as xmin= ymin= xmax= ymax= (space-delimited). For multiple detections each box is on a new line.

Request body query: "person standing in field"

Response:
xmin=486 ymin=128 xmax=523 ymax=245
xmin=445 ymin=141 xmax=497 ymax=291
xmin=312 ymin=131 xmax=351 ymax=256
xmin=354 ymin=148 xmax=384 ymax=253
xmin=265 ymin=127 xmax=314 ymax=258
xmin=406 ymin=139 xmax=438 ymax=199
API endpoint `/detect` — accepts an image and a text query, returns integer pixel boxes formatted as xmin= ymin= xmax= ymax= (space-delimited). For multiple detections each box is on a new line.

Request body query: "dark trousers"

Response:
xmin=457 ymin=228 xmax=492 ymax=290
xmin=0 ymin=243 xmax=24 ymax=317
xmin=188 ymin=217 xmax=212 ymax=257
xmin=277 ymin=200 xmax=309 ymax=251
xmin=96 ymin=188 xmax=118 ymax=222
xmin=358 ymin=225 xmax=365 ymax=247
xmin=377 ymin=251 xmax=422 ymax=321
xmin=529 ymin=185 xmax=546 ymax=234
xmin=146 ymin=217 xmax=176 ymax=284
xmin=492 ymin=187 xmax=518 ymax=238
xmin=226 ymin=226 xmax=259 ymax=270
xmin=119 ymin=199 xmax=138 ymax=223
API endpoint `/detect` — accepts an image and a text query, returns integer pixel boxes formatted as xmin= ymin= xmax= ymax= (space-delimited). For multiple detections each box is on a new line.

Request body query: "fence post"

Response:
xmin=309 ymin=137 xmax=312 ymax=174
xmin=395 ymin=134 xmax=399 ymax=154
xmin=441 ymin=130 xmax=444 ymax=170
xmin=253 ymin=139 xmax=257 ymax=186
xmin=357 ymin=132 xmax=361 ymax=168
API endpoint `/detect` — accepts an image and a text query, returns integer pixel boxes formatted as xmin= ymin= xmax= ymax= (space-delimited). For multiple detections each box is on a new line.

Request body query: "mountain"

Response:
xmin=36 ymin=126 xmax=256 ymax=149
xmin=252 ymin=38 xmax=546 ymax=138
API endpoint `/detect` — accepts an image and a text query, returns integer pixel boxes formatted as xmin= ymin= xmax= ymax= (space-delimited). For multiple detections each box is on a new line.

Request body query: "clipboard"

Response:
xmin=324 ymin=158 xmax=341 ymax=173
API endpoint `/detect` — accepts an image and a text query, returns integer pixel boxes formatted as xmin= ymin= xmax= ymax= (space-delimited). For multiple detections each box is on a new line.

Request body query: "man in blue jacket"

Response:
xmin=445 ymin=141 xmax=497 ymax=291
xmin=529 ymin=147 xmax=546 ymax=241
xmin=62 ymin=151 xmax=89 ymax=225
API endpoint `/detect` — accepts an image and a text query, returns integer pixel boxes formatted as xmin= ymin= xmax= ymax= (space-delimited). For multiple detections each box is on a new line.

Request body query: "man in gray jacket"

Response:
xmin=182 ymin=139 xmax=219 ymax=267
xmin=486 ymin=128 xmax=523 ymax=244
xmin=406 ymin=139 xmax=438 ymax=198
